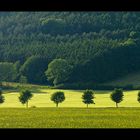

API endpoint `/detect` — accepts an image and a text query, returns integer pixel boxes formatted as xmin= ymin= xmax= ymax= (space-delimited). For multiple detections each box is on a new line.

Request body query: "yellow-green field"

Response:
xmin=1 ymin=89 xmax=140 ymax=108
xmin=1 ymin=89 xmax=140 ymax=128
xmin=0 ymin=108 xmax=140 ymax=128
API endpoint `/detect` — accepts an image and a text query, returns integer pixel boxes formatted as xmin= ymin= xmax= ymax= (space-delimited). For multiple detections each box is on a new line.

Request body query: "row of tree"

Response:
xmin=0 ymin=88 xmax=140 ymax=108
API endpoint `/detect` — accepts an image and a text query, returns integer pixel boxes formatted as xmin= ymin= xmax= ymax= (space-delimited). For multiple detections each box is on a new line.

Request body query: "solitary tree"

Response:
xmin=19 ymin=90 xmax=33 ymax=108
xmin=110 ymin=88 xmax=124 ymax=108
xmin=0 ymin=89 xmax=5 ymax=104
xmin=137 ymin=91 xmax=140 ymax=103
xmin=82 ymin=89 xmax=95 ymax=108
xmin=51 ymin=91 xmax=65 ymax=107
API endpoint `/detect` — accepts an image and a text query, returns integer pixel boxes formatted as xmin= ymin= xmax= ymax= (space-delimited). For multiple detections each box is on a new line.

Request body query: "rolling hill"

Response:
xmin=0 ymin=12 xmax=140 ymax=88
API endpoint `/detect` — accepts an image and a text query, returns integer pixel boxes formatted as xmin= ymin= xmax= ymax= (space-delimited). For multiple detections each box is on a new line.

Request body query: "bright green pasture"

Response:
xmin=0 ymin=108 xmax=140 ymax=128
xmin=1 ymin=89 xmax=140 ymax=108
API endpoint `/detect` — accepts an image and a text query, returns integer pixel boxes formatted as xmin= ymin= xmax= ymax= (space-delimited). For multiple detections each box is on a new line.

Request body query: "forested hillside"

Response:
xmin=0 ymin=12 xmax=140 ymax=88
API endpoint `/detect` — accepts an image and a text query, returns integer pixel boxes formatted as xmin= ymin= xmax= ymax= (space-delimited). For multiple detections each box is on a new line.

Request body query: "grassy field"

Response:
xmin=1 ymin=89 xmax=140 ymax=108
xmin=0 ymin=88 xmax=140 ymax=128
xmin=0 ymin=108 xmax=140 ymax=128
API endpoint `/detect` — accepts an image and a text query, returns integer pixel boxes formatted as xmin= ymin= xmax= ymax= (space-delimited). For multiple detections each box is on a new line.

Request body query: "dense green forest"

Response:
xmin=0 ymin=12 xmax=140 ymax=89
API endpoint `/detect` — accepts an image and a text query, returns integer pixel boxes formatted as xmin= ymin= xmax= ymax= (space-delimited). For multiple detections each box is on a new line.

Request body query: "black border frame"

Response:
xmin=0 ymin=0 xmax=140 ymax=138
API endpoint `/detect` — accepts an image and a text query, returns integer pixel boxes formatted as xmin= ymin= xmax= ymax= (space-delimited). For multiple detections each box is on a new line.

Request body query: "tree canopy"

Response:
xmin=19 ymin=90 xmax=33 ymax=108
xmin=0 ymin=89 xmax=5 ymax=104
xmin=51 ymin=91 xmax=65 ymax=107
xmin=45 ymin=59 xmax=72 ymax=85
xmin=110 ymin=88 xmax=124 ymax=107
xmin=20 ymin=56 xmax=49 ymax=84
xmin=0 ymin=12 xmax=140 ymax=87
xmin=82 ymin=89 xmax=95 ymax=108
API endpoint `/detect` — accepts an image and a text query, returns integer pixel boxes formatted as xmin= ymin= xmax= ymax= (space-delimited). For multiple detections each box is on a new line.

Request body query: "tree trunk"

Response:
xmin=116 ymin=102 xmax=118 ymax=108
xmin=87 ymin=104 xmax=88 ymax=108
xmin=56 ymin=103 xmax=58 ymax=107
xmin=26 ymin=101 xmax=28 ymax=108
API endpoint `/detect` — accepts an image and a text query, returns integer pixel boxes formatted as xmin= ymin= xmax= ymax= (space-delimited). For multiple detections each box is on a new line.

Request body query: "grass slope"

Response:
xmin=105 ymin=71 xmax=140 ymax=87
xmin=1 ymin=89 xmax=140 ymax=107
xmin=0 ymin=108 xmax=140 ymax=128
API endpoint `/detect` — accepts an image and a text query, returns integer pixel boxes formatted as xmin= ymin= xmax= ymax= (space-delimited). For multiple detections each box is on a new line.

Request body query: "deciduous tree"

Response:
xmin=110 ymin=88 xmax=124 ymax=108
xmin=51 ymin=91 xmax=65 ymax=107
xmin=19 ymin=90 xmax=33 ymax=108
xmin=82 ymin=89 xmax=95 ymax=108
xmin=45 ymin=59 xmax=72 ymax=86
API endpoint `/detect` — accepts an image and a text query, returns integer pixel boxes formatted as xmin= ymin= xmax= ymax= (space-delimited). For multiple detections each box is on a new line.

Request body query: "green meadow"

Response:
xmin=1 ymin=89 xmax=140 ymax=108
xmin=0 ymin=108 xmax=140 ymax=128
xmin=0 ymin=89 xmax=140 ymax=128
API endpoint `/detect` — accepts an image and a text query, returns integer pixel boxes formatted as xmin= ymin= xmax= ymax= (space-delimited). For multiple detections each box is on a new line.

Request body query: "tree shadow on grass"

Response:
xmin=69 ymin=90 xmax=111 ymax=94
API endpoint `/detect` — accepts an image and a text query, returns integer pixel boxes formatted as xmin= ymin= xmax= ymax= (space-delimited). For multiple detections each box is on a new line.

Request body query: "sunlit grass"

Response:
xmin=0 ymin=108 xmax=140 ymax=128
xmin=1 ymin=89 xmax=140 ymax=108
xmin=0 ymin=89 xmax=140 ymax=128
